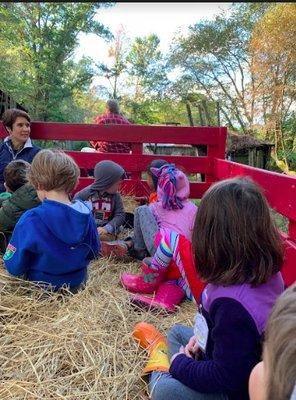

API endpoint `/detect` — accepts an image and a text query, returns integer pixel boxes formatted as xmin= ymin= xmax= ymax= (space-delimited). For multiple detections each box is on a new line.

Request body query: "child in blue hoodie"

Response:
xmin=3 ymin=149 xmax=99 ymax=291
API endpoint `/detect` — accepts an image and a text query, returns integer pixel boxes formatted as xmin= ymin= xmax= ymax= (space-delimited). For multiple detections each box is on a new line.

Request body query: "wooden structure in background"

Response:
xmin=227 ymin=133 xmax=274 ymax=169
xmin=0 ymin=89 xmax=28 ymax=118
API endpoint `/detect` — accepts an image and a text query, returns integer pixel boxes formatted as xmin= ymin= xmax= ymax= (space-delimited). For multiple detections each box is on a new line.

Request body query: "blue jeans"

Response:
xmin=149 ymin=324 xmax=228 ymax=400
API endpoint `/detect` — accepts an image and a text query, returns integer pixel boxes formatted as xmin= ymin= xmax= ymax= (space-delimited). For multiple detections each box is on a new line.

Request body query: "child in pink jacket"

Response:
xmin=149 ymin=164 xmax=197 ymax=241
xmin=101 ymin=164 xmax=197 ymax=260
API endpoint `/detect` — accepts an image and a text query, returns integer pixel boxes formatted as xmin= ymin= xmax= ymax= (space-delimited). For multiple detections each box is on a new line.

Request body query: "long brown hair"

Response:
xmin=264 ymin=284 xmax=296 ymax=400
xmin=192 ymin=177 xmax=283 ymax=285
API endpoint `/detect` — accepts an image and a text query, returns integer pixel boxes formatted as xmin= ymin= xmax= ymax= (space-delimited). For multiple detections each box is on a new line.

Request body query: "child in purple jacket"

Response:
xmin=133 ymin=177 xmax=284 ymax=400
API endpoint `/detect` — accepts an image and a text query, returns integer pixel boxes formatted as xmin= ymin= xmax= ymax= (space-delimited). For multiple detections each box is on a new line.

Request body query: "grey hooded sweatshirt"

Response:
xmin=74 ymin=160 xmax=126 ymax=234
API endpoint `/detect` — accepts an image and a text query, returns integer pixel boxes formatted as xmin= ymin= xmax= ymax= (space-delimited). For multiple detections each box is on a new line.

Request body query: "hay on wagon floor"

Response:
xmin=122 ymin=196 xmax=139 ymax=214
xmin=0 ymin=257 xmax=196 ymax=400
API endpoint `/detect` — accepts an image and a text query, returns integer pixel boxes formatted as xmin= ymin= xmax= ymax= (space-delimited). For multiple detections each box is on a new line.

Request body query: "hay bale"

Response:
xmin=0 ymin=258 xmax=196 ymax=399
xmin=122 ymin=196 xmax=139 ymax=214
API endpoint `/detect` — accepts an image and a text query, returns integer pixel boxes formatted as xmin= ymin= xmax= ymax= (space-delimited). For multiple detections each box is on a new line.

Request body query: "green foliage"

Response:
xmin=166 ymin=77 xmax=219 ymax=126
xmin=169 ymin=12 xmax=258 ymax=132
xmin=96 ymin=26 xmax=130 ymax=99
xmin=250 ymin=4 xmax=296 ymax=151
xmin=120 ymin=97 xmax=198 ymax=126
xmin=126 ymin=34 xmax=169 ymax=100
xmin=96 ymin=33 xmax=170 ymax=105
xmin=0 ymin=0 xmax=294 ymax=170
xmin=167 ymin=1 xmax=295 ymax=166
xmin=270 ymin=209 xmax=288 ymax=234
xmin=0 ymin=2 xmax=112 ymax=121
xmin=286 ymin=151 xmax=296 ymax=170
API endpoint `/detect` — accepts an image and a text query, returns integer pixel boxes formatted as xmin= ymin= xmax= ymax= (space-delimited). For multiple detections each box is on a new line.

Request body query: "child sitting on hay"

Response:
xmin=0 ymin=160 xmax=40 ymax=253
xmin=102 ymin=164 xmax=200 ymax=312
xmin=121 ymin=227 xmax=205 ymax=313
xmin=3 ymin=149 xmax=99 ymax=292
xmin=135 ymin=159 xmax=168 ymax=205
xmin=74 ymin=160 xmax=126 ymax=242
xmin=101 ymin=163 xmax=197 ymax=260
xmin=132 ymin=177 xmax=285 ymax=400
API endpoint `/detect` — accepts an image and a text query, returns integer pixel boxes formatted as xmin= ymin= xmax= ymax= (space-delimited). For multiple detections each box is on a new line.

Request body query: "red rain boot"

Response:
xmin=130 ymin=282 xmax=185 ymax=313
xmin=120 ymin=258 xmax=165 ymax=294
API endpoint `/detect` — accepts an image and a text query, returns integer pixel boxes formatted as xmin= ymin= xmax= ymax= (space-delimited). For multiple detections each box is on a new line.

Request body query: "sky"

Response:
xmin=74 ymin=2 xmax=232 ymax=88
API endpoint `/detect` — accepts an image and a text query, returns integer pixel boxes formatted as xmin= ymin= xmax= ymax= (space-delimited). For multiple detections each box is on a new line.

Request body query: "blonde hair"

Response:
xmin=29 ymin=149 xmax=80 ymax=194
xmin=265 ymin=284 xmax=296 ymax=400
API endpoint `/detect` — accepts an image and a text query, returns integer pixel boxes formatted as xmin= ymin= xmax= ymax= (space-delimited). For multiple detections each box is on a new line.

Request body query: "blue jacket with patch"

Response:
xmin=4 ymin=199 xmax=100 ymax=289
xmin=0 ymin=137 xmax=40 ymax=192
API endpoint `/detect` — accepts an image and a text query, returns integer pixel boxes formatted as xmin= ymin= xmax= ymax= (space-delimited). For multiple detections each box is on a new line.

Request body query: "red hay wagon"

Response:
xmin=0 ymin=121 xmax=295 ymax=287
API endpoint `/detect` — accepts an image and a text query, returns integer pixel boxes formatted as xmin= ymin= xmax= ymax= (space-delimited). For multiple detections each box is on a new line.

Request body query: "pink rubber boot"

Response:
xmin=130 ymin=282 xmax=185 ymax=313
xmin=120 ymin=258 xmax=165 ymax=294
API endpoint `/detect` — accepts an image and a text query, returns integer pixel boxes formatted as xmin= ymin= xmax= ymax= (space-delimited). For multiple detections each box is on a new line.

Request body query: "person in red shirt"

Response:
xmin=90 ymin=99 xmax=132 ymax=153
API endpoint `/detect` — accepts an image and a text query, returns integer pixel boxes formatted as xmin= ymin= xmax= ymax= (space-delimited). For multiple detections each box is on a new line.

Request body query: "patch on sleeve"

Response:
xmin=3 ymin=243 xmax=17 ymax=261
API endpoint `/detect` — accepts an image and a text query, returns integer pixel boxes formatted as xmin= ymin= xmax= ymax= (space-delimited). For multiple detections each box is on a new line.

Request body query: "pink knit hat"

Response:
xmin=150 ymin=164 xmax=190 ymax=210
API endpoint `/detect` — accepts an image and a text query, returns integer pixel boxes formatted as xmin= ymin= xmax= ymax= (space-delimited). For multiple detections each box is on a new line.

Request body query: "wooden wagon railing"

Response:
xmin=0 ymin=121 xmax=295 ymax=287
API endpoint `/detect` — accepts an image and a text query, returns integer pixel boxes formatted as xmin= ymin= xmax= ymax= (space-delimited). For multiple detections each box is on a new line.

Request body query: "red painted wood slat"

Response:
xmin=130 ymin=143 xmax=143 ymax=180
xmin=73 ymin=177 xmax=211 ymax=199
xmin=206 ymin=127 xmax=226 ymax=181
xmin=0 ymin=121 xmax=227 ymax=146
xmin=280 ymin=233 xmax=296 ymax=287
xmin=0 ymin=123 xmax=6 ymax=137
xmin=66 ymin=151 xmax=213 ymax=174
xmin=214 ymin=158 xmax=296 ymax=224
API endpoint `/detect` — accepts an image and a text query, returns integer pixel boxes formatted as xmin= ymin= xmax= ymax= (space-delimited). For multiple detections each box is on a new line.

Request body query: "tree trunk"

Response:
xmin=197 ymin=104 xmax=205 ymax=126
xmin=201 ymin=100 xmax=212 ymax=125
xmin=185 ymin=102 xmax=194 ymax=126
xmin=216 ymin=101 xmax=220 ymax=126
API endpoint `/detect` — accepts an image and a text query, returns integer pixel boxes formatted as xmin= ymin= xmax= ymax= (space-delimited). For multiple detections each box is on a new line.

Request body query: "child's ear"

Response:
xmin=5 ymin=126 xmax=12 ymax=135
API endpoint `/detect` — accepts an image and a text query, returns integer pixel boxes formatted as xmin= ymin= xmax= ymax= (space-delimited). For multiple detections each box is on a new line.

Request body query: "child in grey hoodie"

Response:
xmin=74 ymin=160 xmax=126 ymax=241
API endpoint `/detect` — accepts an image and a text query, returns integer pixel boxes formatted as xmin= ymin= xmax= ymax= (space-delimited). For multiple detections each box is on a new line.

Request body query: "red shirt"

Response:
xmin=91 ymin=112 xmax=132 ymax=153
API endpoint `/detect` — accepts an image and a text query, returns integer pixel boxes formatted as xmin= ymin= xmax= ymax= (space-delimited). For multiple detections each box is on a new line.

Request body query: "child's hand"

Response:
xmin=184 ymin=335 xmax=199 ymax=358
xmin=97 ymin=227 xmax=107 ymax=235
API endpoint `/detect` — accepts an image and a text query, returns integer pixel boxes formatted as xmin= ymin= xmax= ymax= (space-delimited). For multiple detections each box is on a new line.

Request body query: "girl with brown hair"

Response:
xmin=133 ymin=177 xmax=285 ymax=400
